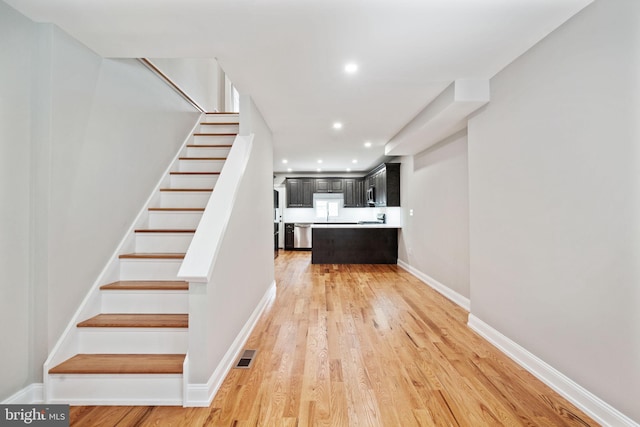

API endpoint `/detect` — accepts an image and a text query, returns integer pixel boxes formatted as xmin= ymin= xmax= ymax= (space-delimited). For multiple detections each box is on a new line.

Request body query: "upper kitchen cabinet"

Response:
xmin=315 ymin=178 xmax=344 ymax=193
xmin=366 ymin=163 xmax=400 ymax=207
xmin=286 ymin=178 xmax=314 ymax=207
xmin=284 ymin=163 xmax=399 ymax=208
xmin=344 ymin=178 xmax=365 ymax=207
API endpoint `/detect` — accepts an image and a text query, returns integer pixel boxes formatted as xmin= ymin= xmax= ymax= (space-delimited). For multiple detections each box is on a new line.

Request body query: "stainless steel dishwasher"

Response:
xmin=293 ymin=223 xmax=312 ymax=249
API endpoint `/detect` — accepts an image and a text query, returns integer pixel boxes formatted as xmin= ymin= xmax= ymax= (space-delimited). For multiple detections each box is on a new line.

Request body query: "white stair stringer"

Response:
xmin=47 ymin=374 xmax=183 ymax=406
xmin=45 ymin=111 xmax=238 ymax=407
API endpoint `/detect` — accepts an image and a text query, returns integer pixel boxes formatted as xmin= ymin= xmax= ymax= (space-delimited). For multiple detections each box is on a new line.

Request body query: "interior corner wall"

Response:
xmin=0 ymin=0 xmax=201 ymax=401
xmin=0 ymin=0 xmax=36 ymax=401
xmin=467 ymin=0 xmax=639 ymax=422
xmin=398 ymin=130 xmax=470 ymax=300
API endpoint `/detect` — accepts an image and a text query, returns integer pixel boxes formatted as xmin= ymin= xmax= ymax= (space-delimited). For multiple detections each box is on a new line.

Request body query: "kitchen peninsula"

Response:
xmin=311 ymin=223 xmax=399 ymax=264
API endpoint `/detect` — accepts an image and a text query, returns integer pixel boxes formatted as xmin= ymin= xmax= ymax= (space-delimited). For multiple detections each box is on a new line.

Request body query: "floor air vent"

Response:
xmin=235 ymin=349 xmax=257 ymax=369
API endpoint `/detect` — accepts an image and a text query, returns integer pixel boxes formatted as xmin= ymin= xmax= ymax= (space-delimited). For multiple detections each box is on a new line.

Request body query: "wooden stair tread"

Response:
xmin=170 ymin=171 xmax=221 ymax=175
xmin=119 ymin=253 xmax=185 ymax=259
xmin=49 ymin=354 xmax=185 ymax=374
xmin=100 ymin=281 xmax=189 ymax=291
xmin=159 ymin=188 xmax=213 ymax=192
xmin=134 ymin=229 xmax=196 ymax=233
xmin=148 ymin=208 xmax=204 ymax=212
xmin=193 ymin=133 xmax=237 ymax=137
xmin=186 ymin=144 xmax=233 ymax=148
xmin=77 ymin=314 xmax=188 ymax=328
xmin=179 ymin=157 xmax=227 ymax=160
xmin=199 ymin=122 xmax=239 ymax=125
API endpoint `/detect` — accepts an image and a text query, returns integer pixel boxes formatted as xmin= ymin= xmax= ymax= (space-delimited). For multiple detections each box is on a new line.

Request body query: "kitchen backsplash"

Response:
xmin=283 ymin=206 xmax=402 ymax=226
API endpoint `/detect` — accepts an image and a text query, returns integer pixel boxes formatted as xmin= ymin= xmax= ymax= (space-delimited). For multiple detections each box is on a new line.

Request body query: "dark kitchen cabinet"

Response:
xmin=285 ymin=163 xmax=399 ymax=208
xmin=344 ymin=178 xmax=365 ymax=207
xmin=315 ymin=178 xmax=344 ymax=193
xmin=312 ymin=227 xmax=398 ymax=264
xmin=365 ymin=163 xmax=400 ymax=207
xmin=286 ymin=178 xmax=314 ymax=207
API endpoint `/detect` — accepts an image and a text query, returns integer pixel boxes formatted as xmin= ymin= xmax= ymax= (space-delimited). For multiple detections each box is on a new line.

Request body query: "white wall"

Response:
xmin=398 ymin=130 xmax=470 ymax=299
xmin=468 ymin=0 xmax=639 ymax=422
xmin=0 ymin=0 xmax=35 ymax=401
xmin=188 ymin=96 xmax=274 ymax=385
xmin=148 ymin=58 xmax=222 ymax=112
xmin=0 ymin=1 xmax=200 ymax=401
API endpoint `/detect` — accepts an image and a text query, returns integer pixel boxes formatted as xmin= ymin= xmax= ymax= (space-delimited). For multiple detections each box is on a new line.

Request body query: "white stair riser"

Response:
xmin=191 ymin=134 xmax=235 ymax=146
xmin=178 ymin=159 xmax=225 ymax=173
xmin=47 ymin=374 xmax=183 ymax=406
xmin=186 ymin=146 xmax=230 ymax=158
xmin=77 ymin=329 xmax=187 ymax=353
xmin=148 ymin=211 xmax=203 ymax=229
xmin=120 ymin=259 xmax=183 ymax=281
xmin=201 ymin=114 xmax=238 ymax=124
xmin=170 ymin=174 xmax=219 ymax=189
xmin=198 ymin=123 xmax=238 ymax=133
xmin=101 ymin=291 xmax=188 ymax=314
xmin=160 ymin=191 xmax=211 ymax=208
xmin=135 ymin=233 xmax=194 ymax=253
xmin=192 ymin=134 xmax=236 ymax=145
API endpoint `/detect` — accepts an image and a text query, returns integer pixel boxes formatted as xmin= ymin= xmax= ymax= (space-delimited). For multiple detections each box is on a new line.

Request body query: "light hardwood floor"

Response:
xmin=70 ymin=251 xmax=596 ymax=426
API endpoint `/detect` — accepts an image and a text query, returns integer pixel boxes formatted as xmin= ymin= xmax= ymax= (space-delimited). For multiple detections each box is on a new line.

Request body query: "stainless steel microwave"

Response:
xmin=366 ymin=186 xmax=375 ymax=206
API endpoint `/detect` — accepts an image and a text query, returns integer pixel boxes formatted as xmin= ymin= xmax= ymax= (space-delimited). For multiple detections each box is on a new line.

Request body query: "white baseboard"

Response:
xmin=468 ymin=314 xmax=638 ymax=427
xmin=2 ymin=383 xmax=44 ymax=404
xmin=397 ymin=259 xmax=470 ymax=311
xmin=184 ymin=280 xmax=276 ymax=407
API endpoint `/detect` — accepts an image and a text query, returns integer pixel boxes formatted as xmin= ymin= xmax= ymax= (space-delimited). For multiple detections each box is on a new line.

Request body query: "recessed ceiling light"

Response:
xmin=352 ymin=159 xmax=358 ymax=164
xmin=317 ymin=159 xmax=323 ymax=164
xmin=364 ymin=141 xmax=372 ymax=148
xmin=287 ymin=168 xmax=292 ymax=172
xmin=346 ymin=168 xmax=351 ymax=172
xmin=282 ymin=159 xmax=288 ymax=164
xmin=333 ymin=122 xmax=343 ymax=129
xmin=345 ymin=63 xmax=358 ymax=74
xmin=317 ymin=168 xmax=322 ymax=172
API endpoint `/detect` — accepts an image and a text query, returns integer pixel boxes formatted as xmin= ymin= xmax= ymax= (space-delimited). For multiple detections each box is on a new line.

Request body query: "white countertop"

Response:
xmin=311 ymin=223 xmax=401 ymax=229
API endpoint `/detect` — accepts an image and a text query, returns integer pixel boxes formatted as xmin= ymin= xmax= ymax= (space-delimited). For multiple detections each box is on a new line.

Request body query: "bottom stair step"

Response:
xmin=49 ymin=354 xmax=185 ymax=374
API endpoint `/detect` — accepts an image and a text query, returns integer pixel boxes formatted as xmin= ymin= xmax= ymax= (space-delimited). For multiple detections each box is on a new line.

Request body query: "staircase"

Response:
xmin=46 ymin=112 xmax=239 ymax=406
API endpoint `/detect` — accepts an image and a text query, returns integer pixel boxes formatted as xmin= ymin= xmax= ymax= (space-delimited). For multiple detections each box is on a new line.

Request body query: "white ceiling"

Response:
xmin=7 ymin=0 xmax=592 ymax=174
